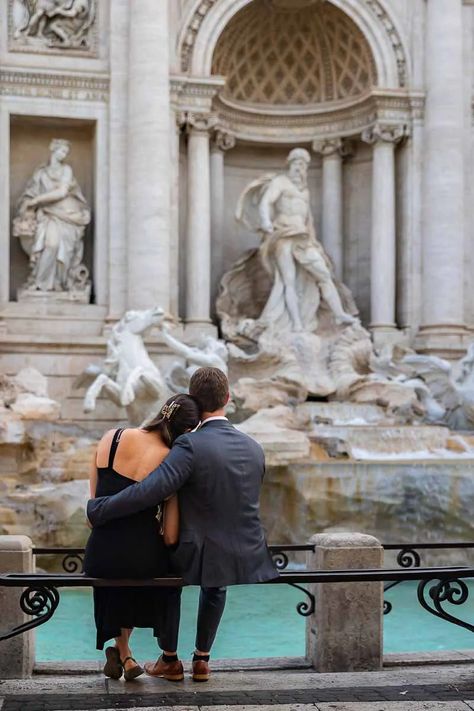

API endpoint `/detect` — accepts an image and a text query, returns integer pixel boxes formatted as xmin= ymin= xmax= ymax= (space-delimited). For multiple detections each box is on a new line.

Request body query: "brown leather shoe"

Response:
xmin=192 ymin=657 xmax=210 ymax=682
xmin=144 ymin=655 xmax=184 ymax=681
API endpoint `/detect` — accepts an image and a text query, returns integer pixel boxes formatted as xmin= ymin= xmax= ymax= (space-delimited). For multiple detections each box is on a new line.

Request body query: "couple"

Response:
xmin=84 ymin=367 xmax=277 ymax=682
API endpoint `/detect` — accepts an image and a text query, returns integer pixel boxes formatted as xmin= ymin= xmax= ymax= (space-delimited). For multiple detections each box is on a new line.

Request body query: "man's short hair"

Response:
xmin=189 ymin=367 xmax=229 ymax=413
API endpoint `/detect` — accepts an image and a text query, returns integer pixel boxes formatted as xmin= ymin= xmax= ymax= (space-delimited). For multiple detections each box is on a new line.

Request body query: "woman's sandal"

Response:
xmin=122 ymin=656 xmax=145 ymax=682
xmin=103 ymin=646 xmax=123 ymax=680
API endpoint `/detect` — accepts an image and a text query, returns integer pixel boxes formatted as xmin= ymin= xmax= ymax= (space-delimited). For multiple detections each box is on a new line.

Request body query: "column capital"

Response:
xmin=361 ymin=123 xmax=409 ymax=146
xmin=175 ymin=110 xmax=188 ymax=130
xmin=184 ymin=111 xmax=219 ymax=135
xmin=211 ymin=128 xmax=236 ymax=152
xmin=312 ymin=137 xmax=352 ymax=158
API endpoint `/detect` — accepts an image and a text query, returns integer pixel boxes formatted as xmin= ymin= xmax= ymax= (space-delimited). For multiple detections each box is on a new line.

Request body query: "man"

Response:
xmin=236 ymin=147 xmax=355 ymax=332
xmin=87 ymin=367 xmax=277 ymax=682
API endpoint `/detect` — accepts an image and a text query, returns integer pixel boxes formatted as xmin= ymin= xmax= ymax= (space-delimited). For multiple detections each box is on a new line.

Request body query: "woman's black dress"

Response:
xmin=83 ymin=429 xmax=169 ymax=650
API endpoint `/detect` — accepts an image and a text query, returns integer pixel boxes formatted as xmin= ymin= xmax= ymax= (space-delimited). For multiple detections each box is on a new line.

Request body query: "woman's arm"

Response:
xmin=162 ymin=495 xmax=179 ymax=547
xmin=89 ymin=449 xmax=98 ymax=498
xmin=86 ymin=450 xmax=98 ymax=529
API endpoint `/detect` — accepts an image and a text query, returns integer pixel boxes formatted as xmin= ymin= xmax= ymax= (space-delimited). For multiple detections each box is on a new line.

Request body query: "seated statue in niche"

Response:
xmin=12 ymin=0 xmax=96 ymax=49
xmin=13 ymin=138 xmax=91 ymax=301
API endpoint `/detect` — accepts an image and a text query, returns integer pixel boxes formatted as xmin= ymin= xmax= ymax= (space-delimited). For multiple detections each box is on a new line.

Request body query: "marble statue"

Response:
xmin=75 ymin=307 xmax=168 ymax=426
xmin=12 ymin=0 xmax=96 ymax=49
xmin=394 ymin=346 xmax=474 ymax=430
xmin=217 ymin=149 xmax=423 ymax=418
xmin=234 ymin=147 xmax=356 ymax=333
xmin=13 ymin=139 xmax=91 ymax=300
xmin=158 ymin=322 xmax=228 ymax=394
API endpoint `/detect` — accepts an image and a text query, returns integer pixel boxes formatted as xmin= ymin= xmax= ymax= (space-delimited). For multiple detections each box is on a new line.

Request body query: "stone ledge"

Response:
xmin=33 ymin=651 xmax=474 ymax=677
xmin=34 ymin=657 xmax=310 ymax=676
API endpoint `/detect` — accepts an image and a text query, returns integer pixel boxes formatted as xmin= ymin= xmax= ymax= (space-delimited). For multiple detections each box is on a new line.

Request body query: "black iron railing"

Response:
xmin=33 ymin=541 xmax=474 ymax=571
xmin=382 ymin=543 xmax=474 ymax=614
xmin=2 ymin=566 xmax=474 ymax=643
xmin=32 ymin=542 xmax=474 ymax=617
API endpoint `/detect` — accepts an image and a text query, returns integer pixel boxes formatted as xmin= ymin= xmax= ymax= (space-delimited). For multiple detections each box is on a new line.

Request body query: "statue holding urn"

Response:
xmin=13 ymin=138 xmax=91 ymax=301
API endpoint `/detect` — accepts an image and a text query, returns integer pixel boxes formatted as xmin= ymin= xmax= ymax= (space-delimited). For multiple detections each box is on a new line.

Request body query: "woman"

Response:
xmin=14 ymin=138 xmax=91 ymax=292
xmin=83 ymin=394 xmax=201 ymax=681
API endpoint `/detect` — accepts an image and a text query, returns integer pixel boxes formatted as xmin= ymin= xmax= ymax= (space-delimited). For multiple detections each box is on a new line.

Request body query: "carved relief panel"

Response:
xmin=9 ymin=0 xmax=98 ymax=55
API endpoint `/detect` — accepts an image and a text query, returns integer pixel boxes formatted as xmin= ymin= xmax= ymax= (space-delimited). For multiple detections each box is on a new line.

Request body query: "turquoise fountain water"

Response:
xmin=36 ymin=582 xmax=474 ymax=661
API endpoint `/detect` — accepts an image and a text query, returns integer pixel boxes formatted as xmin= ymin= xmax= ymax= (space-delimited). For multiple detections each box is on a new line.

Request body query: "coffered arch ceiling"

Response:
xmin=211 ymin=0 xmax=377 ymax=108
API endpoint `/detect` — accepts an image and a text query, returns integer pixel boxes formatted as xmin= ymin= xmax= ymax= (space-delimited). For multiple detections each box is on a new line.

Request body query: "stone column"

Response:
xmin=306 ymin=532 xmax=383 ymax=673
xmin=185 ymin=113 xmax=217 ymax=329
xmin=127 ymin=0 xmax=171 ymax=311
xmin=419 ymin=0 xmax=466 ymax=352
xmin=210 ymin=129 xmax=236 ymax=310
xmin=362 ymin=124 xmax=405 ymax=341
xmin=107 ymin=0 xmax=129 ymax=319
xmin=0 ymin=536 xmax=35 ymax=679
xmin=169 ymin=111 xmax=185 ymax=318
xmin=312 ymin=138 xmax=348 ymax=281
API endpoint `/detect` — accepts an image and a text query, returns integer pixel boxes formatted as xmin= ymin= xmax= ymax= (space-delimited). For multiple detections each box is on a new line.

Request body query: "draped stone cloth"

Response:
xmin=17 ymin=164 xmax=90 ymax=291
xmin=221 ymin=174 xmax=356 ymax=337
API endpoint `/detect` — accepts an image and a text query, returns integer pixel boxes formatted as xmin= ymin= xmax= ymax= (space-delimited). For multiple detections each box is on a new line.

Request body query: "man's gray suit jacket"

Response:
xmin=86 ymin=419 xmax=278 ymax=588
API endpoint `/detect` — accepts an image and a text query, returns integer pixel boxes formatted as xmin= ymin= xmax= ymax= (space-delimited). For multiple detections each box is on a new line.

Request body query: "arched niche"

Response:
xmin=179 ymin=0 xmax=409 ymax=91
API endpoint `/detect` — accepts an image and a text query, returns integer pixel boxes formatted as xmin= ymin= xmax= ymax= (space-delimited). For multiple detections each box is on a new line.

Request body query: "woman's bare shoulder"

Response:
xmin=95 ymin=428 xmax=119 ymax=466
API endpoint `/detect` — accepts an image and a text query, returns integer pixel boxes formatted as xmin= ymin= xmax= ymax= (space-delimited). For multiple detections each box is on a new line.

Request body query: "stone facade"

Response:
xmin=1 ymin=0 xmax=474 ymax=428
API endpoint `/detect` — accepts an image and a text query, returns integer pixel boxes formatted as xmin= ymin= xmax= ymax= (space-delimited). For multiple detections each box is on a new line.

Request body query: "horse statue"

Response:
xmin=382 ymin=342 xmax=474 ymax=430
xmin=75 ymin=307 xmax=169 ymax=426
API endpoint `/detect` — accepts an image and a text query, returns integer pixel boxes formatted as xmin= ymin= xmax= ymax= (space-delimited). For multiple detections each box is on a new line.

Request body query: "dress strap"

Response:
xmin=108 ymin=428 xmax=124 ymax=470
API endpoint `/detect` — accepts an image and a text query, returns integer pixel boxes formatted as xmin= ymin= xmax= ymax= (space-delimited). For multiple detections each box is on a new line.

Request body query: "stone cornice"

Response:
xmin=0 ymin=69 xmax=109 ymax=102
xmin=170 ymin=73 xmax=225 ymax=112
xmin=212 ymin=90 xmax=424 ymax=143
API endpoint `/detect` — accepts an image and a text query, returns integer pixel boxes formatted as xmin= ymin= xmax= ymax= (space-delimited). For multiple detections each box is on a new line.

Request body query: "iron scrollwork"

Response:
xmin=397 ymin=548 xmax=421 ymax=568
xmin=62 ymin=553 xmax=84 ymax=573
xmin=289 ymin=583 xmax=315 ymax=617
xmin=272 ymin=551 xmax=289 ymax=571
xmin=417 ymin=577 xmax=474 ymax=633
xmin=0 ymin=585 xmax=60 ymax=642
xmin=384 ymin=547 xmax=422 ymax=615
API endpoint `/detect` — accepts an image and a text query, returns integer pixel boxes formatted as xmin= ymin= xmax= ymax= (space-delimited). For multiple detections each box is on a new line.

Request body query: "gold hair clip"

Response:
xmin=161 ymin=401 xmax=180 ymax=420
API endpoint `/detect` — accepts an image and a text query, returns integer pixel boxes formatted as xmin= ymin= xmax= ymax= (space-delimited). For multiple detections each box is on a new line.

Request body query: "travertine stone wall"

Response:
xmin=1 ymin=0 xmax=474 ymax=428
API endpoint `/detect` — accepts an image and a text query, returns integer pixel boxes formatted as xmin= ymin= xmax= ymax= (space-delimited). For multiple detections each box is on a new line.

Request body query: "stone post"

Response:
xmin=362 ymin=124 xmax=406 ymax=343
xmin=185 ymin=112 xmax=217 ymax=328
xmin=210 ymin=129 xmax=236 ymax=309
xmin=0 ymin=536 xmax=35 ymax=679
xmin=312 ymin=138 xmax=347 ymax=281
xmin=127 ymin=0 xmax=171 ymax=311
xmin=419 ymin=0 xmax=466 ymax=352
xmin=306 ymin=532 xmax=383 ymax=672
